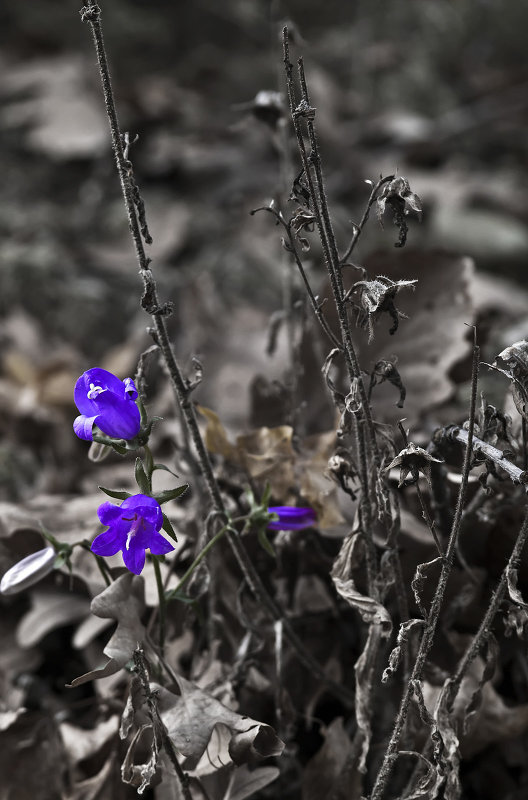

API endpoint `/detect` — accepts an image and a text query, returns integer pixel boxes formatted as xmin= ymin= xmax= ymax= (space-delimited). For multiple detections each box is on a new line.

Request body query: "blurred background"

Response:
xmin=1 ymin=0 xmax=528 ymax=501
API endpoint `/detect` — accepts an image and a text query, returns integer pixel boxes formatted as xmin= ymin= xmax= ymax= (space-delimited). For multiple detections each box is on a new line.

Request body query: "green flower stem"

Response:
xmin=79 ymin=542 xmax=113 ymax=586
xmin=170 ymin=520 xmax=248 ymax=599
xmin=152 ymin=555 xmax=166 ymax=654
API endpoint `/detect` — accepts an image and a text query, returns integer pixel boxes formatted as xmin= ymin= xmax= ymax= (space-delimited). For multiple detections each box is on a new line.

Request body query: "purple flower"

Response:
xmin=73 ymin=367 xmax=141 ymax=442
xmin=267 ymin=506 xmax=317 ymax=531
xmin=91 ymin=494 xmax=174 ymax=575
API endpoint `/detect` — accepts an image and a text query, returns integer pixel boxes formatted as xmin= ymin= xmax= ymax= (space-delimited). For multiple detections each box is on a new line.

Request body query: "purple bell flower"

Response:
xmin=267 ymin=506 xmax=317 ymax=531
xmin=91 ymin=494 xmax=174 ymax=575
xmin=73 ymin=367 xmax=141 ymax=441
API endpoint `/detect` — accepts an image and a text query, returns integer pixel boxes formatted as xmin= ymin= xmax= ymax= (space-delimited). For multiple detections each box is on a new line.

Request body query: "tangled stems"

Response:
xmin=80 ymin=3 xmax=354 ymax=709
xmin=369 ymin=340 xmax=480 ymax=800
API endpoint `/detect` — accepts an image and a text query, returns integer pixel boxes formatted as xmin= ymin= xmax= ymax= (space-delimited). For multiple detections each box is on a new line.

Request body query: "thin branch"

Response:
xmin=446 ymin=505 xmax=528 ymax=707
xmin=339 ymin=176 xmax=394 ymax=264
xmin=445 ymin=425 xmax=528 ymax=486
xmin=369 ymin=337 xmax=480 ymax=800
xmin=80 ymin=2 xmax=354 ymax=709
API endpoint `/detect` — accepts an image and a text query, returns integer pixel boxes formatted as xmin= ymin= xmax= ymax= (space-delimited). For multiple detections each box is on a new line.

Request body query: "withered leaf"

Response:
xmin=155 ymin=674 xmax=284 ymax=770
xmin=69 ymin=573 xmax=145 ymax=686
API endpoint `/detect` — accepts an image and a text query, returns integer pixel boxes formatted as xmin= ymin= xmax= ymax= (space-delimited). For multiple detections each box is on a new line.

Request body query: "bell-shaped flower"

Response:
xmin=73 ymin=367 xmax=141 ymax=441
xmin=267 ymin=506 xmax=317 ymax=531
xmin=91 ymin=494 xmax=173 ymax=575
xmin=0 ymin=546 xmax=56 ymax=595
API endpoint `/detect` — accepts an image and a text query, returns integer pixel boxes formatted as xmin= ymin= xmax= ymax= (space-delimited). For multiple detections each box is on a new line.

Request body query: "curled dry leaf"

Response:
xmin=155 ymin=673 xmax=284 ymax=770
xmin=331 ymin=529 xmax=392 ymax=634
xmin=382 ymin=619 xmax=424 ymax=683
xmin=69 ymin=573 xmax=145 ymax=687
xmin=399 ymin=750 xmax=444 ymax=800
xmin=327 ymin=251 xmax=474 ymax=423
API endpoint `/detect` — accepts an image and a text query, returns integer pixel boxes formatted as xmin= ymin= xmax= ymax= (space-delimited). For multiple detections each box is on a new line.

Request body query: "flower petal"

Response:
xmin=144 ymin=529 xmax=174 ymax=556
xmin=122 ymin=541 xmax=146 ymax=575
xmin=74 ymin=368 xmax=124 ymax=415
xmin=91 ymin=526 xmax=125 ymax=557
xmin=267 ymin=506 xmax=317 ymax=531
xmin=97 ymin=501 xmax=127 ymax=527
xmin=121 ymin=495 xmax=163 ymax=528
xmin=73 ymin=414 xmax=98 ymax=441
xmin=92 ymin=391 xmax=141 ymax=440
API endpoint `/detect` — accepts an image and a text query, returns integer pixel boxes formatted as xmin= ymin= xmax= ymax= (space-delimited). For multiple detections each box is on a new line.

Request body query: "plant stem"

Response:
xmin=168 ymin=523 xmax=235 ymax=599
xmin=80 ymin=2 xmax=354 ymax=709
xmin=369 ymin=340 xmax=480 ymax=800
xmin=446 ymin=505 xmax=528 ymax=708
xmin=339 ymin=176 xmax=393 ymax=263
xmin=152 ymin=556 xmax=166 ymax=654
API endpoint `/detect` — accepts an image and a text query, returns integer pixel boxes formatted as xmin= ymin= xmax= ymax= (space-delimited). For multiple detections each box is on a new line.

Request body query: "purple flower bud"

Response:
xmin=73 ymin=367 xmax=141 ymax=442
xmin=267 ymin=506 xmax=317 ymax=531
xmin=0 ymin=546 xmax=56 ymax=595
xmin=91 ymin=494 xmax=174 ymax=575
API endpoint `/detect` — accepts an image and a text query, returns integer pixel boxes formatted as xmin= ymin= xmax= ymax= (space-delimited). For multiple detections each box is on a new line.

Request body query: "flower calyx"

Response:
xmin=385 ymin=442 xmax=444 ymax=488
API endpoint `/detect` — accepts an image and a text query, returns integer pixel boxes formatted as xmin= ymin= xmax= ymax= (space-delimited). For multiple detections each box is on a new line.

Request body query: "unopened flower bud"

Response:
xmin=0 ymin=547 xmax=56 ymax=595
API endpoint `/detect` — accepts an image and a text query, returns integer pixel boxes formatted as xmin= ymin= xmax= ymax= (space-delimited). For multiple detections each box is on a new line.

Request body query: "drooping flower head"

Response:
xmin=73 ymin=367 xmax=141 ymax=441
xmin=267 ymin=506 xmax=317 ymax=531
xmin=91 ymin=494 xmax=173 ymax=575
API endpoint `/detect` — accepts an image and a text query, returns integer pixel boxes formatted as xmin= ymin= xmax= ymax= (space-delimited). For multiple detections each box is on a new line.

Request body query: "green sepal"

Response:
xmin=257 ymin=528 xmax=276 ymax=558
xmin=154 ymin=484 xmax=189 ymax=505
xmin=161 ymin=513 xmax=178 ymax=543
xmin=135 ymin=457 xmax=151 ymax=494
xmin=98 ymin=486 xmax=133 ymax=500
xmin=91 ymin=434 xmax=129 ymax=455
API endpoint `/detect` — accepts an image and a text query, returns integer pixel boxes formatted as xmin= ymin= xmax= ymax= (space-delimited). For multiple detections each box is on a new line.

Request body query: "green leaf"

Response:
xmin=161 ymin=513 xmax=178 ymax=543
xmin=154 ymin=484 xmax=189 ymax=505
xmin=98 ymin=486 xmax=133 ymax=500
xmin=152 ymin=463 xmax=180 ymax=479
xmin=165 ymin=589 xmax=195 ymax=604
xmin=135 ymin=457 xmax=151 ymax=494
xmin=257 ymin=528 xmax=276 ymax=558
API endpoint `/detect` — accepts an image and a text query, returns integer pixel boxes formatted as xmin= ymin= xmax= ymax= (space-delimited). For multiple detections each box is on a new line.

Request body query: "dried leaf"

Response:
xmin=59 ymin=716 xmax=120 ymax=764
xmin=17 ymin=589 xmax=90 ymax=648
xmin=69 ymin=573 xmax=145 ymax=686
xmin=331 ymin=529 xmax=392 ymax=634
xmin=155 ymin=675 xmax=284 ymax=770
xmin=301 ymin=717 xmax=355 ymax=800
xmin=399 ymin=750 xmax=444 ymax=800
xmin=382 ymin=620 xmax=424 ymax=683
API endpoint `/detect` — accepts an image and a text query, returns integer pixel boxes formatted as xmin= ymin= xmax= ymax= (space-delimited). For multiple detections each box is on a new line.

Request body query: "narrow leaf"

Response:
xmin=99 ymin=486 xmax=133 ymax=500
xmin=154 ymin=485 xmax=189 ymax=504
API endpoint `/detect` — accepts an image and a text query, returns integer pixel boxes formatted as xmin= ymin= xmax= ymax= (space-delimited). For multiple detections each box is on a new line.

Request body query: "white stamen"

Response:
xmin=125 ymin=514 xmax=141 ymax=550
xmin=87 ymin=382 xmax=105 ymax=400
